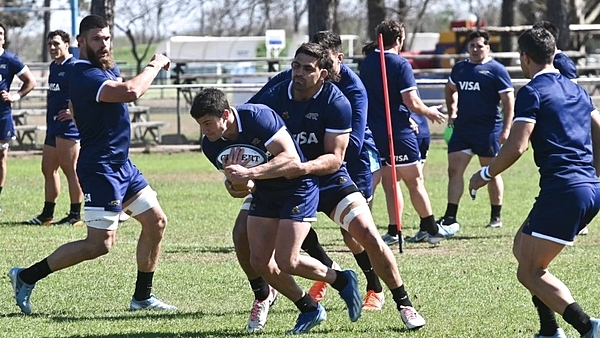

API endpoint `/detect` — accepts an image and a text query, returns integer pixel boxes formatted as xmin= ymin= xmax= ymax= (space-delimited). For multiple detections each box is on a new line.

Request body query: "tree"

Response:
xmin=500 ymin=0 xmax=516 ymax=63
xmin=90 ymin=0 xmax=115 ymax=38
xmin=366 ymin=0 xmax=385 ymax=41
xmin=308 ymin=0 xmax=335 ymax=39
xmin=113 ymin=0 xmax=194 ymax=74
xmin=547 ymin=0 xmax=569 ymax=50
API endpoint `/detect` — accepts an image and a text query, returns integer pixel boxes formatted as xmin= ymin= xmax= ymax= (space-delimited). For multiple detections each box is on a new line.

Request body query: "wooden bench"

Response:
xmin=14 ymin=125 xmax=46 ymax=147
xmin=131 ymin=121 xmax=167 ymax=144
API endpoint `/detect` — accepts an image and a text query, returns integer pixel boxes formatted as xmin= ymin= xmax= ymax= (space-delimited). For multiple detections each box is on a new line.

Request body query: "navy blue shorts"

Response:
xmin=318 ymin=168 xmax=361 ymax=215
xmin=523 ymin=183 xmax=600 ymax=245
xmin=0 ymin=113 xmax=15 ymax=142
xmin=77 ymin=159 xmax=148 ymax=212
xmin=45 ymin=120 xmax=79 ymax=146
xmin=376 ymin=136 xmax=421 ymax=166
xmin=417 ymin=137 xmax=430 ymax=161
xmin=249 ymin=181 xmax=319 ymax=222
xmin=448 ymin=128 xmax=500 ymax=157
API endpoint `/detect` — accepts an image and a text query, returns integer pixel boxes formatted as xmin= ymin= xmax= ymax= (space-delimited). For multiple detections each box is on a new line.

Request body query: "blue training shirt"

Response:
xmin=69 ymin=60 xmax=131 ymax=165
xmin=448 ymin=57 xmax=514 ymax=133
xmin=514 ymin=69 xmax=597 ymax=190
xmin=0 ymin=50 xmax=26 ymax=115
xmin=47 ymin=55 xmax=78 ymax=134
xmin=249 ymin=63 xmax=376 ymax=186
xmin=553 ymin=52 xmax=577 ymax=79
xmin=255 ymin=79 xmax=352 ymax=163
xmin=360 ymin=49 xmax=417 ymax=140
xmin=202 ymin=103 xmax=314 ymax=192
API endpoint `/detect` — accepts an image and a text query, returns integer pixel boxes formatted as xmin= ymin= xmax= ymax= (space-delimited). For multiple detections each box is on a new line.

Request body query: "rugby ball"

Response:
xmin=216 ymin=144 xmax=268 ymax=170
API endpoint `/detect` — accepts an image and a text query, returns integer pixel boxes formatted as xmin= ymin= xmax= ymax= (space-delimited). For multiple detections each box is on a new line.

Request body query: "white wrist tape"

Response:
xmin=11 ymin=93 xmax=20 ymax=101
xmin=479 ymin=166 xmax=492 ymax=181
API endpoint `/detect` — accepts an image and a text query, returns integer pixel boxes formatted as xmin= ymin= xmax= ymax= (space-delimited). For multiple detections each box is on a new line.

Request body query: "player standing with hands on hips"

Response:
xmin=9 ymin=14 xmax=176 ymax=315
xmin=0 ymin=21 xmax=36 ymax=210
xmin=469 ymin=27 xmax=600 ymax=338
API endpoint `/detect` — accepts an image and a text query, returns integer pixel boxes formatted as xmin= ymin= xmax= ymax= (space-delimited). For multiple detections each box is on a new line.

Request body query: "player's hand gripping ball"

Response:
xmin=217 ymin=145 xmax=268 ymax=191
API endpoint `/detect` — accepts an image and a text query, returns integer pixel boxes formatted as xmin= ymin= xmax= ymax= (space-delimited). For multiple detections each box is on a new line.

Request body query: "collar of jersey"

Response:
xmin=468 ymin=56 xmax=493 ymax=65
xmin=532 ymin=68 xmax=560 ymax=79
xmin=287 ymin=80 xmax=323 ymax=100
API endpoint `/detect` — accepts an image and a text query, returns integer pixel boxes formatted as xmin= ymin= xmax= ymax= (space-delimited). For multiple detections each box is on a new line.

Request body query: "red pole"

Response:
xmin=377 ymin=34 xmax=403 ymax=253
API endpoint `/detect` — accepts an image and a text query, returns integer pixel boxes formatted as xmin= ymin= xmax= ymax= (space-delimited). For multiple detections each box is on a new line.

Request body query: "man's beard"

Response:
xmin=87 ymin=45 xmax=115 ymax=70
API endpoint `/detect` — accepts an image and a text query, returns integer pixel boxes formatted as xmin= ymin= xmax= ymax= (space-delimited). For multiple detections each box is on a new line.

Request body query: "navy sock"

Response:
xmin=133 ymin=271 xmax=154 ymax=301
xmin=295 ymin=293 xmax=318 ymax=313
xmin=563 ymin=302 xmax=591 ymax=335
xmin=391 ymin=284 xmax=412 ymax=309
xmin=19 ymin=258 xmax=52 ymax=284
xmin=353 ymin=251 xmax=383 ymax=293
xmin=249 ymin=277 xmax=269 ymax=301
xmin=532 ymin=296 xmax=559 ymax=336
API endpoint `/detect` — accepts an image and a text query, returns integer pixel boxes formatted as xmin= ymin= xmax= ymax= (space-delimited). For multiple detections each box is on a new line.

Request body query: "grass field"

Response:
xmin=2 ymin=141 xmax=600 ymax=337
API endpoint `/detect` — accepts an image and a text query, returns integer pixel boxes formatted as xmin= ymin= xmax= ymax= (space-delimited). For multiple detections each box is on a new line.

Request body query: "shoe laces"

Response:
xmin=363 ymin=290 xmax=382 ymax=306
xmin=249 ymin=299 xmax=265 ymax=322
xmin=400 ymin=306 xmax=418 ymax=320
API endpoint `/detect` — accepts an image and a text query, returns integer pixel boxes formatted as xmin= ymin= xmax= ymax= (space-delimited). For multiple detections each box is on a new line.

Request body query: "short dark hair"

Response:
xmin=311 ymin=31 xmax=342 ymax=54
xmin=376 ymin=19 xmax=405 ymax=47
xmin=294 ymin=42 xmax=340 ymax=82
xmin=47 ymin=30 xmax=70 ymax=43
xmin=190 ymin=88 xmax=229 ymax=119
xmin=467 ymin=30 xmax=490 ymax=44
xmin=79 ymin=15 xmax=108 ymax=37
xmin=533 ymin=21 xmax=559 ymax=40
xmin=361 ymin=40 xmax=377 ymax=55
xmin=518 ymin=27 xmax=555 ymax=65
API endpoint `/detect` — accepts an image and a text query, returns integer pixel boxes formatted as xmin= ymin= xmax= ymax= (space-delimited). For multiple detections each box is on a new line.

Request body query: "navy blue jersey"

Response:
xmin=256 ymin=80 xmax=352 ymax=162
xmin=360 ymin=50 xmax=416 ymax=140
xmin=514 ymin=69 xmax=597 ymax=190
xmin=202 ymin=103 xmax=315 ymax=192
xmin=70 ymin=60 xmax=130 ymax=165
xmin=553 ymin=52 xmax=577 ymax=79
xmin=249 ymin=63 xmax=375 ymax=192
xmin=47 ymin=56 xmax=78 ymax=135
xmin=448 ymin=57 xmax=513 ymax=132
xmin=0 ymin=50 xmax=26 ymax=114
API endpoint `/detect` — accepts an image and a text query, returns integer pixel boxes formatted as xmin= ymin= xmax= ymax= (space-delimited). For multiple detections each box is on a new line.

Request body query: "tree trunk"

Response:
xmin=42 ymin=0 xmax=51 ymax=63
xmin=367 ymin=0 xmax=386 ymax=41
xmin=90 ymin=0 xmax=115 ymax=38
xmin=398 ymin=0 xmax=408 ymax=22
xmin=547 ymin=0 xmax=569 ymax=50
xmin=308 ymin=0 xmax=334 ymax=39
xmin=500 ymin=0 xmax=515 ymax=65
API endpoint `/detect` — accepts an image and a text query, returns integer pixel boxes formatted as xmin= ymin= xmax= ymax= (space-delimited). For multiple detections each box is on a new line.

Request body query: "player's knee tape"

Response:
xmin=342 ymin=204 xmax=371 ymax=230
xmin=85 ymin=209 xmax=120 ymax=231
xmin=123 ymin=186 xmax=159 ymax=217
xmin=332 ymin=192 xmax=368 ymax=231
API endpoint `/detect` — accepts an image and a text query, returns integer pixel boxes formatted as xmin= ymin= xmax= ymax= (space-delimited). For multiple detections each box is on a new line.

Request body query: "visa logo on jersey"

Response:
xmin=49 ymin=83 xmax=60 ymax=91
xmin=293 ymin=131 xmax=319 ymax=145
xmin=458 ymin=81 xmax=480 ymax=91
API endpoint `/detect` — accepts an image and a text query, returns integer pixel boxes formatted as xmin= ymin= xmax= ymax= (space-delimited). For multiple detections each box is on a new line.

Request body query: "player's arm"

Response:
xmin=98 ymin=54 xmax=170 ymax=103
xmin=345 ymin=87 xmax=367 ymax=158
xmin=499 ymin=90 xmax=515 ymax=143
xmin=402 ymin=89 xmax=445 ymax=124
xmin=1 ymin=67 xmax=36 ymax=103
xmin=444 ymin=80 xmax=458 ymax=126
xmin=243 ymin=129 xmax=304 ymax=180
xmin=294 ymin=131 xmax=349 ymax=178
xmin=591 ymin=110 xmax=600 ymax=175
xmin=469 ymin=120 xmax=533 ymax=191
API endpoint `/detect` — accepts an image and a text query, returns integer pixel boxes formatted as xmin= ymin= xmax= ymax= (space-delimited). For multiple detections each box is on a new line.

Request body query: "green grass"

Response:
xmin=1 ymin=142 xmax=600 ymax=337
